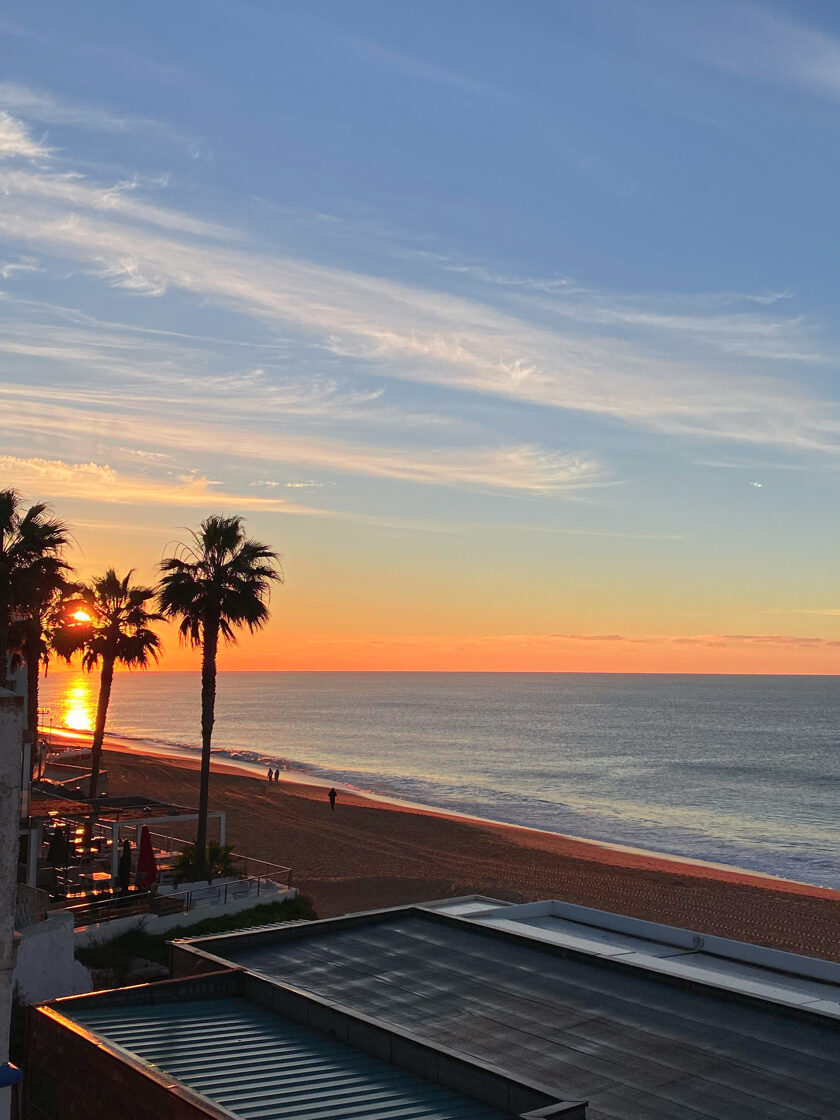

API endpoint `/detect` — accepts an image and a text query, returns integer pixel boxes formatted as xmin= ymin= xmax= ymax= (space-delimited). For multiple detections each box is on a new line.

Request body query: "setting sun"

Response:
xmin=71 ymin=609 xmax=91 ymax=623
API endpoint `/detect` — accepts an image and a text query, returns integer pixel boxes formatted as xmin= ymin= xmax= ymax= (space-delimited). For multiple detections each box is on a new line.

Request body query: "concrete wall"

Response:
xmin=13 ymin=911 xmax=91 ymax=1004
xmin=0 ymin=688 xmax=23 ymax=1120
xmin=74 ymin=885 xmax=297 ymax=948
xmin=26 ymin=1006 xmax=228 ymax=1120
xmin=492 ymin=899 xmax=840 ymax=983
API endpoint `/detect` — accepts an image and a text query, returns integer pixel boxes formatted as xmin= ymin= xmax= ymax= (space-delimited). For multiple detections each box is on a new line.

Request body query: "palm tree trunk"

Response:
xmin=25 ymin=636 xmax=39 ymax=779
xmin=89 ymin=655 xmax=114 ymax=801
xmin=195 ymin=613 xmax=218 ymax=869
xmin=0 ymin=584 xmax=10 ymax=690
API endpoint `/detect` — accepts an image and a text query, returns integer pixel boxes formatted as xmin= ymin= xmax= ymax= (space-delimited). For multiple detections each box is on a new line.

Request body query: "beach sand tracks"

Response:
xmin=104 ymin=749 xmax=840 ymax=959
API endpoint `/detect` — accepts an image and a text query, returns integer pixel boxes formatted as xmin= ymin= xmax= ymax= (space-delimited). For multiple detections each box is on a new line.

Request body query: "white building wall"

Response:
xmin=0 ymin=688 xmax=24 ymax=1120
xmin=13 ymin=911 xmax=91 ymax=1004
xmin=74 ymin=884 xmax=297 ymax=948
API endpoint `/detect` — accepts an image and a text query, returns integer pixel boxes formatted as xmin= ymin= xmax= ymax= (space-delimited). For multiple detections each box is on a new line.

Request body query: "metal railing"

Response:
xmin=66 ymin=873 xmax=281 ymax=927
xmin=65 ymin=891 xmax=153 ymax=928
xmin=161 ymin=875 xmax=277 ymax=913
xmin=15 ymin=884 xmax=49 ymax=929
xmin=228 ymin=854 xmax=291 ymax=887
xmin=144 ymin=830 xmax=292 ymax=887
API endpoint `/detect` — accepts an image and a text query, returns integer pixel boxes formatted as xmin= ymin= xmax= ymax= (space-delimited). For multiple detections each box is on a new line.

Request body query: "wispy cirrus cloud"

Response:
xmin=767 ymin=608 xmax=840 ymax=618
xmin=0 ymin=392 xmax=605 ymax=496
xmin=355 ymin=630 xmax=840 ymax=650
xmin=250 ymin=480 xmax=326 ymax=490
xmin=0 ymin=324 xmax=433 ymax=431
xmin=699 ymin=4 xmax=840 ymax=102
xmin=0 ymin=20 xmax=190 ymax=87
xmin=0 ymin=455 xmax=320 ymax=513
xmin=660 ymin=633 xmax=840 ymax=649
xmin=413 ymin=251 xmax=580 ymax=294
xmin=339 ymin=33 xmax=507 ymax=101
xmin=416 ymin=250 xmax=807 ymax=359
xmin=3 ymin=114 xmax=840 ymax=507
xmin=644 ymin=0 xmax=840 ymax=105
xmin=0 ymin=182 xmax=834 ymax=456
xmin=0 ymin=168 xmax=232 ymax=238
xmin=536 ymin=297 xmax=822 ymax=363
xmin=0 ymin=111 xmax=50 ymax=160
xmin=0 ymin=82 xmax=198 ymax=153
xmin=0 ymin=254 xmax=40 ymax=279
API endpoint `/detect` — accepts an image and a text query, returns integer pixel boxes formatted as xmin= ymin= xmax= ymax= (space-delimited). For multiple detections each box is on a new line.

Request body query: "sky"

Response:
xmin=4 ymin=0 xmax=840 ymax=672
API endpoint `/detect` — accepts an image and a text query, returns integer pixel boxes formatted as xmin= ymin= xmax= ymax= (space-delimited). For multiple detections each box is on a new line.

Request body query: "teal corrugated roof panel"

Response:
xmin=69 ymin=998 xmax=509 ymax=1120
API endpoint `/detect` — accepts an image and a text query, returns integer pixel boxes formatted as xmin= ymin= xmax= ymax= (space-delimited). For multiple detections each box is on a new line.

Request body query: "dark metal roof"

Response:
xmin=68 ymin=997 xmax=509 ymax=1120
xmin=195 ymin=912 xmax=840 ymax=1120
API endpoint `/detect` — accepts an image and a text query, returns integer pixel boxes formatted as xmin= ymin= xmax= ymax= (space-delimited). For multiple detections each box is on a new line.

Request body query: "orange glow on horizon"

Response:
xmin=71 ymin=609 xmax=92 ymax=622
xmin=44 ymin=630 xmax=840 ymax=675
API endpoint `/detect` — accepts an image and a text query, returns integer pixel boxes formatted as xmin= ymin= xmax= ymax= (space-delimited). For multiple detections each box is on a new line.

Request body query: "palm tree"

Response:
xmin=8 ymin=571 xmax=80 ymax=777
xmin=158 ymin=515 xmax=282 ymax=868
xmin=0 ymin=489 xmax=71 ymax=689
xmin=71 ymin=570 xmax=162 ymax=800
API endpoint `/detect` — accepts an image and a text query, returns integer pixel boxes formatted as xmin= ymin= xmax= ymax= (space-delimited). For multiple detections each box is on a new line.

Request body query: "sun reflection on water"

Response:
xmin=57 ymin=676 xmax=95 ymax=733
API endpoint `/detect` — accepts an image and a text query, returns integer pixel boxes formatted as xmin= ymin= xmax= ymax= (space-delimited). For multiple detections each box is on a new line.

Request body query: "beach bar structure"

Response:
xmin=21 ymin=787 xmax=293 ymax=936
xmin=168 ymin=896 xmax=840 ymax=1120
xmin=26 ymin=970 xmax=585 ymax=1120
xmin=22 ymin=793 xmax=226 ymax=890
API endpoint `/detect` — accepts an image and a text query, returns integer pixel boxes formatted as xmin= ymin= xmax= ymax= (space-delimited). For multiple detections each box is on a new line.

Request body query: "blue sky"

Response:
xmin=4 ymin=0 xmax=840 ymax=667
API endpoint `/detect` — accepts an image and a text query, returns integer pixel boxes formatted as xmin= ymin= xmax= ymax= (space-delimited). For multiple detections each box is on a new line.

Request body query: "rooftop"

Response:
xmin=174 ymin=898 xmax=840 ymax=1120
xmin=34 ymin=970 xmax=581 ymax=1119
xmin=68 ymin=997 xmax=509 ymax=1120
xmin=433 ymin=897 xmax=840 ymax=1019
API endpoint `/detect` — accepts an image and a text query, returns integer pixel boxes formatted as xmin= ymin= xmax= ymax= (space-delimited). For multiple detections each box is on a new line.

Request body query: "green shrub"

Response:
xmin=173 ymin=841 xmax=240 ymax=884
xmin=76 ymin=895 xmax=317 ymax=971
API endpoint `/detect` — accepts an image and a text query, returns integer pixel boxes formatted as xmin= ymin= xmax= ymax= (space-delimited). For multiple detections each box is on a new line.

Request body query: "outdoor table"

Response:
xmin=80 ymin=871 xmax=113 ymax=891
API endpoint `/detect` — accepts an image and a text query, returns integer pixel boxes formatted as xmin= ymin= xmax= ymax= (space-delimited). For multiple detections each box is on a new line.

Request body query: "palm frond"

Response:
xmin=158 ymin=515 xmax=282 ymax=647
xmin=65 ymin=569 xmax=164 ymax=672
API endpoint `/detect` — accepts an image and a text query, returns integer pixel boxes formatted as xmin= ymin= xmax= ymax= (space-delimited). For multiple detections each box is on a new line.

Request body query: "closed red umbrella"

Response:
xmin=135 ymin=825 xmax=158 ymax=891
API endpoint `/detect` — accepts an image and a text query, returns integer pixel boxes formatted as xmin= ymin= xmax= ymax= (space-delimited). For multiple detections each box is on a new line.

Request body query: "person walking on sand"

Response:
xmin=267 ymin=766 xmax=273 ymax=782
xmin=328 ymin=787 xmax=337 ymax=812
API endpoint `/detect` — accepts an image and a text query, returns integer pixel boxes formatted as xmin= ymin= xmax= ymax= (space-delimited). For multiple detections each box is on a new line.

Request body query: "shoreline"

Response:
xmin=90 ymin=744 xmax=840 ymax=961
xmin=49 ymin=726 xmax=839 ymax=900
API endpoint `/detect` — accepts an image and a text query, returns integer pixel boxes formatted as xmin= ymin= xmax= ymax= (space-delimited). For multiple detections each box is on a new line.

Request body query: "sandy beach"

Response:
xmin=45 ymin=731 xmax=840 ymax=962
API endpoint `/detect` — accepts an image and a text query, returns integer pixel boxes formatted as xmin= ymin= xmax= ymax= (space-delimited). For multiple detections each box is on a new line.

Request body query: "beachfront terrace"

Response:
xmin=22 ymin=790 xmax=292 ymax=929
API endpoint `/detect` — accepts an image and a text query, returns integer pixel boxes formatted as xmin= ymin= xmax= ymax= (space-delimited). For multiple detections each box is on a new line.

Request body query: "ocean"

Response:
xmin=39 ymin=671 xmax=840 ymax=890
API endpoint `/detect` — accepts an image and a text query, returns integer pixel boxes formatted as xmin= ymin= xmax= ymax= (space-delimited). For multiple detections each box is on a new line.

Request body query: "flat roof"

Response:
xmin=63 ymin=995 xmax=509 ymax=1120
xmin=178 ymin=905 xmax=840 ymax=1120
xmin=429 ymin=898 xmax=840 ymax=1021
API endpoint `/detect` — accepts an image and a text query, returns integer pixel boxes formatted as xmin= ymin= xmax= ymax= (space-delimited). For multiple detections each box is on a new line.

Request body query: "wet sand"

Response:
xmin=80 ymin=739 xmax=840 ymax=962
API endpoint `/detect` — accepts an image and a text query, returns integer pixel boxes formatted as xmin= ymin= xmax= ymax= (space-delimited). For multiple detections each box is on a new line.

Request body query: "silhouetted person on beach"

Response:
xmin=117 ymin=839 xmax=132 ymax=896
xmin=328 ymin=788 xmax=337 ymax=812
xmin=267 ymin=766 xmax=273 ymax=781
